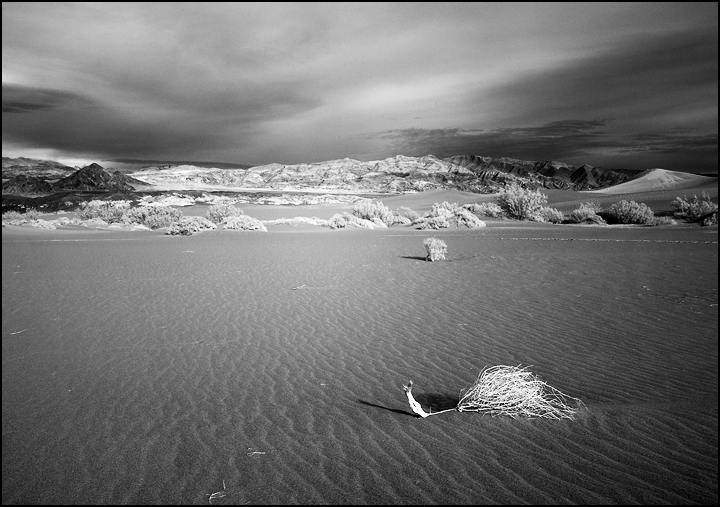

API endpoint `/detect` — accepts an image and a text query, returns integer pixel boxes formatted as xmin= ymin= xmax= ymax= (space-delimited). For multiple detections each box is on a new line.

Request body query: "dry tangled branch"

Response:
xmin=404 ymin=365 xmax=583 ymax=420
xmin=457 ymin=365 xmax=582 ymax=419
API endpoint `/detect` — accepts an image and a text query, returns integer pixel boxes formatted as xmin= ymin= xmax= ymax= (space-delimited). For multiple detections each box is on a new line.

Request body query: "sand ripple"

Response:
xmin=3 ymin=226 xmax=717 ymax=504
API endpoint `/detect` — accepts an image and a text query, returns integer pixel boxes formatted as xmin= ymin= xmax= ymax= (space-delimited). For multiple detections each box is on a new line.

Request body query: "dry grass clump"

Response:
xmin=423 ymin=237 xmax=447 ymax=261
xmin=222 ymin=215 xmax=267 ymax=231
xmin=457 ymin=365 xmax=582 ymax=419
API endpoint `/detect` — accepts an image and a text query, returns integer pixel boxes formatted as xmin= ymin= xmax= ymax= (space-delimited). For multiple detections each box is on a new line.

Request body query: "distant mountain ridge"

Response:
xmin=2 ymin=163 xmax=147 ymax=194
xmin=2 ymin=157 xmax=76 ymax=178
xmin=131 ymin=154 xmax=643 ymax=192
xmin=4 ymin=154 xmax=714 ymax=197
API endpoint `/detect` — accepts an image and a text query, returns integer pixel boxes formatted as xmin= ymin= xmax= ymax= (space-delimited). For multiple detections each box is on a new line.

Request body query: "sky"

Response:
xmin=2 ymin=2 xmax=718 ymax=173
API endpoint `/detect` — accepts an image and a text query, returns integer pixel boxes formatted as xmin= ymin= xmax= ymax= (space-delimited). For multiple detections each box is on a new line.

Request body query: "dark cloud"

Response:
xmin=480 ymin=27 xmax=717 ymax=128
xmin=2 ymin=83 xmax=83 ymax=113
xmin=374 ymin=121 xmax=718 ymax=172
xmin=375 ymin=120 xmax=612 ymax=161
xmin=1 ymin=3 xmax=717 ymax=171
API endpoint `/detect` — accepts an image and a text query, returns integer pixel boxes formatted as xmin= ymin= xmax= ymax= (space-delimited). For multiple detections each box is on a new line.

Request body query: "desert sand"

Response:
xmin=2 ymin=186 xmax=718 ymax=504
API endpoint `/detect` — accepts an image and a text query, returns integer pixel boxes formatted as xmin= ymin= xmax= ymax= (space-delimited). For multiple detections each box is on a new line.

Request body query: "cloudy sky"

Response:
xmin=2 ymin=2 xmax=717 ymax=172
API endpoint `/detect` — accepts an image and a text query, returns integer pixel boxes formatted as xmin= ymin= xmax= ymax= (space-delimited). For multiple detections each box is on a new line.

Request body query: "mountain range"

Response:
xmin=2 ymin=155 xmax=715 ymax=197
xmin=126 ymin=154 xmax=644 ymax=192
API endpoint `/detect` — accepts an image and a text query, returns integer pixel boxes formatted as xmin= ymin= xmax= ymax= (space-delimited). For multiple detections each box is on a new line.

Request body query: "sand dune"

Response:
xmin=589 ymin=168 xmax=717 ymax=194
xmin=2 ymin=218 xmax=717 ymax=504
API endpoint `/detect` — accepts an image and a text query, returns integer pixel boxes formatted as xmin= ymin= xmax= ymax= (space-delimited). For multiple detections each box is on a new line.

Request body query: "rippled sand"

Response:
xmin=2 ymin=199 xmax=718 ymax=504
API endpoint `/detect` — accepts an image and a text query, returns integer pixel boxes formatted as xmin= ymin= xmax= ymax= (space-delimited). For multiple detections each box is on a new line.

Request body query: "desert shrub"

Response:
xmin=352 ymin=200 xmax=395 ymax=226
xmin=78 ymin=200 xmax=131 ymax=223
xmin=497 ymin=184 xmax=548 ymax=220
xmin=701 ymin=211 xmax=718 ymax=226
xmin=417 ymin=216 xmax=449 ymax=230
xmin=569 ymin=202 xmax=603 ymax=223
xmin=390 ymin=215 xmax=412 ymax=226
xmin=3 ymin=209 xmax=41 ymax=221
xmin=206 ymin=203 xmax=245 ymax=224
xmin=2 ymin=210 xmax=24 ymax=220
xmin=327 ymin=212 xmax=378 ymax=229
xmin=263 ymin=216 xmax=328 ymax=227
xmin=327 ymin=213 xmax=349 ymax=229
xmin=222 ymin=215 xmax=267 ymax=231
xmin=605 ymin=200 xmax=655 ymax=225
xmin=452 ymin=208 xmax=487 ymax=228
xmin=25 ymin=208 xmax=41 ymax=220
xmin=423 ymin=237 xmax=447 ymax=262
xmin=398 ymin=206 xmax=420 ymax=221
xmin=537 ymin=206 xmax=564 ymax=224
xmin=671 ymin=192 xmax=718 ymax=221
xmin=649 ymin=216 xmax=676 ymax=226
xmin=429 ymin=201 xmax=459 ymax=218
xmin=166 ymin=216 xmax=217 ymax=236
xmin=124 ymin=205 xmax=182 ymax=229
xmin=463 ymin=202 xmax=504 ymax=218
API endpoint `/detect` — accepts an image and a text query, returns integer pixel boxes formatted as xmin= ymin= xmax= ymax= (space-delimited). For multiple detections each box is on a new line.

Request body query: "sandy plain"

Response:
xmin=2 ymin=186 xmax=718 ymax=504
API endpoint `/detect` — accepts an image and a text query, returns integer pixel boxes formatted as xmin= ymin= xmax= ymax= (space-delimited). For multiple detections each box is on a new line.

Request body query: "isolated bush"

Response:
xmin=124 ymin=205 xmax=182 ymax=229
xmin=352 ymin=200 xmax=396 ymax=226
xmin=464 ymin=202 xmax=504 ymax=218
xmin=671 ymin=192 xmax=718 ymax=222
xmin=166 ymin=216 xmax=217 ymax=236
xmin=605 ymin=200 xmax=655 ymax=225
xmin=206 ymin=203 xmax=245 ymax=224
xmin=223 ymin=215 xmax=267 ymax=231
xmin=423 ymin=237 xmax=447 ymax=262
xmin=537 ymin=206 xmax=564 ymax=224
xmin=569 ymin=202 xmax=603 ymax=223
xmin=497 ymin=184 xmax=548 ymax=220
xmin=78 ymin=200 xmax=131 ymax=223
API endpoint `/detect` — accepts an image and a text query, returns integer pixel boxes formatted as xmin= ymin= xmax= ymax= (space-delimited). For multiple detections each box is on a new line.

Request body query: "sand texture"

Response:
xmin=2 ymin=189 xmax=718 ymax=504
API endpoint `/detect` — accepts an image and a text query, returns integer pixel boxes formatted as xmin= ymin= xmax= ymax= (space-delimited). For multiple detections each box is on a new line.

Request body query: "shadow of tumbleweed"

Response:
xmin=357 ymin=399 xmax=418 ymax=417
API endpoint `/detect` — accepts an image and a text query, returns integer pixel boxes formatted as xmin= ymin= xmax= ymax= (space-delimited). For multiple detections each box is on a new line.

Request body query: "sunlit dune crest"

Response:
xmin=590 ymin=168 xmax=717 ymax=194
